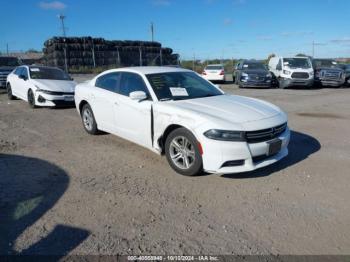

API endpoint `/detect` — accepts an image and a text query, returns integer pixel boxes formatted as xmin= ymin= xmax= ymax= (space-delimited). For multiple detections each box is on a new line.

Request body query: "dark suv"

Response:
xmin=312 ymin=59 xmax=345 ymax=87
xmin=233 ymin=60 xmax=272 ymax=88
xmin=0 ymin=57 xmax=21 ymax=88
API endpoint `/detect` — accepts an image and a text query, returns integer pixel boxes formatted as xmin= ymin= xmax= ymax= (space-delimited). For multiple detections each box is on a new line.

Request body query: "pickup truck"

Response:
xmin=0 ymin=56 xmax=21 ymax=88
xmin=312 ymin=59 xmax=345 ymax=87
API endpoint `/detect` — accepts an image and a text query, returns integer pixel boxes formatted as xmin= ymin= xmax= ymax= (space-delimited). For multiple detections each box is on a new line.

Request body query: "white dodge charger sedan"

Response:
xmin=6 ymin=66 xmax=76 ymax=108
xmin=75 ymin=67 xmax=290 ymax=176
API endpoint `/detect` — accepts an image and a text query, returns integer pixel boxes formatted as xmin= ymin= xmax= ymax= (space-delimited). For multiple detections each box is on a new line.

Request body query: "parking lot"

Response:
xmin=1 ymin=75 xmax=350 ymax=255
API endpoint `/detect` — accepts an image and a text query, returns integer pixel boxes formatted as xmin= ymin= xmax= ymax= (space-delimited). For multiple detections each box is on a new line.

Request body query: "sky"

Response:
xmin=1 ymin=0 xmax=350 ymax=60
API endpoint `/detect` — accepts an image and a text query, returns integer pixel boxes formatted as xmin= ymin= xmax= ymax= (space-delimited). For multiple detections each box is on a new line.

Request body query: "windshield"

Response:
xmin=283 ymin=58 xmax=311 ymax=69
xmin=313 ymin=59 xmax=338 ymax=68
xmin=0 ymin=57 xmax=20 ymax=67
xmin=242 ymin=63 xmax=266 ymax=70
xmin=29 ymin=67 xmax=71 ymax=80
xmin=205 ymin=65 xmax=223 ymax=70
xmin=146 ymin=72 xmax=223 ymax=101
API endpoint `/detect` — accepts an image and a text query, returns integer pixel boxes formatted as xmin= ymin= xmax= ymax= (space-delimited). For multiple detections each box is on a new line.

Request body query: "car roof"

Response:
xmin=100 ymin=66 xmax=192 ymax=75
xmin=28 ymin=65 xmax=63 ymax=70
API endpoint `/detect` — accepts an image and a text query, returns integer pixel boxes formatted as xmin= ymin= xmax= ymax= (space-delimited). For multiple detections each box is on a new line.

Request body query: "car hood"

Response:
xmin=242 ymin=69 xmax=268 ymax=75
xmin=31 ymin=79 xmax=76 ymax=92
xmin=163 ymin=94 xmax=282 ymax=125
xmin=0 ymin=66 xmax=15 ymax=72
xmin=315 ymin=67 xmax=343 ymax=72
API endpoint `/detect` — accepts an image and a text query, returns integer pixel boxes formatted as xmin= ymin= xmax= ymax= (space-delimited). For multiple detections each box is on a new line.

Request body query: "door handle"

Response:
xmin=114 ymin=101 xmax=119 ymax=105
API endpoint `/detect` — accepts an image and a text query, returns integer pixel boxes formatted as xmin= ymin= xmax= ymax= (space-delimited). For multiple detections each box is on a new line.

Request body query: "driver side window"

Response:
xmin=119 ymin=72 xmax=150 ymax=99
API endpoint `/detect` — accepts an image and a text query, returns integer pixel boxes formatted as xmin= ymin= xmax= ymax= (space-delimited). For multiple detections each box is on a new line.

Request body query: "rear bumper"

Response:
xmin=202 ymin=74 xmax=225 ymax=81
xmin=280 ymin=78 xmax=314 ymax=88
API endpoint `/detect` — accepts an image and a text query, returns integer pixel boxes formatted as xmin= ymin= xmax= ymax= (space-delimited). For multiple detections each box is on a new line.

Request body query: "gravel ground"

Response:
xmin=1 ymin=74 xmax=350 ymax=256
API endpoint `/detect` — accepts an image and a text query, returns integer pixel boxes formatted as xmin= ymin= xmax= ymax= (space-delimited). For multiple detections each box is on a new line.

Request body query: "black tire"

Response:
xmin=27 ymin=89 xmax=37 ymax=108
xmin=6 ymin=83 xmax=15 ymax=100
xmin=165 ymin=128 xmax=203 ymax=176
xmin=81 ymin=103 xmax=99 ymax=135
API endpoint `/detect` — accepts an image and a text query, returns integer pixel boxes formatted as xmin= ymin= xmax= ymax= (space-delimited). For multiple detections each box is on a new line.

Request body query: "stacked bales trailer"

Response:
xmin=43 ymin=37 xmax=179 ymax=71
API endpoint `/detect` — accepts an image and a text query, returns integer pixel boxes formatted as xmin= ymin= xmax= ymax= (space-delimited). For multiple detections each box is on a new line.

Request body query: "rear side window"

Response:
xmin=119 ymin=72 xmax=150 ymax=98
xmin=95 ymin=72 xmax=120 ymax=92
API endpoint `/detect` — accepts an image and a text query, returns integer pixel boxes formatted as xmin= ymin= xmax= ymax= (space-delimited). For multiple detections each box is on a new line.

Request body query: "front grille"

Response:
xmin=40 ymin=90 xmax=74 ymax=96
xmin=291 ymin=72 xmax=309 ymax=79
xmin=321 ymin=70 xmax=341 ymax=80
xmin=245 ymin=123 xmax=287 ymax=143
xmin=249 ymin=74 xmax=265 ymax=81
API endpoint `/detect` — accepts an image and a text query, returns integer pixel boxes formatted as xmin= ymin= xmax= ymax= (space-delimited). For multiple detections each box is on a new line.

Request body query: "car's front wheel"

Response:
xmin=27 ymin=89 xmax=37 ymax=108
xmin=81 ymin=103 xmax=99 ymax=135
xmin=165 ymin=128 xmax=203 ymax=176
xmin=6 ymin=83 xmax=15 ymax=100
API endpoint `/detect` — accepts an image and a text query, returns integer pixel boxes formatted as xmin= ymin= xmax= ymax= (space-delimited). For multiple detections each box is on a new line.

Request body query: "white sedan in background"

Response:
xmin=201 ymin=64 xmax=226 ymax=83
xmin=6 ymin=66 xmax=76 ymax=108
xmin=75 ymin=66 xmax=290 ymax=176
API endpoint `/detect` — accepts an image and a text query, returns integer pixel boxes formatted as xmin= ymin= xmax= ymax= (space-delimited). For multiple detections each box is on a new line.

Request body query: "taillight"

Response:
xmin=219 ymin=70 xmax=225 ymax=75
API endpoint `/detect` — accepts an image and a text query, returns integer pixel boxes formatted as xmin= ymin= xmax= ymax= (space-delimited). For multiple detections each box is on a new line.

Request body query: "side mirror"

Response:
xmin=129 ymin=91 xmax=147 ymax=102
xmin=19 ymin=74 xmax=27 ymax=80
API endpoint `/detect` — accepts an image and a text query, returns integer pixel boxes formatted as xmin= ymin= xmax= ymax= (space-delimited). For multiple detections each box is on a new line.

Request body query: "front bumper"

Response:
xmin=34 ymin=91 xmax=75 ymax=107
xmin=201 ymin=127 xmax=290 ymax=174
xmin=0 ymin=80 xmax=6 ymax=88
xmin=240 ymin=80 xmax=272 ymax=88
xmin=280 ymin=78 xmax=314 ymax=88
xmin=315 ymin=78 xmax=345 ymax=87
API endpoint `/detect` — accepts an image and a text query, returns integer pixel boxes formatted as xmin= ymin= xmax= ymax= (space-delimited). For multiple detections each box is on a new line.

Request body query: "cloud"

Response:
xmin=223 ymin=18 xmax=232 ymax=26
xmin=313 ymin=42 xmax=327 ymax=46
xmin=152 ymin=0 xmax=170 ymax=6
xmin=39 ymin=1 xmax=66 ymax=10
xmin=257 ymin=35 xmax=273 ymax=41
xmin=281 ymin=31 xmax=314 ymax=37
xmin=330 ymin=37 xmax=350 ymax=44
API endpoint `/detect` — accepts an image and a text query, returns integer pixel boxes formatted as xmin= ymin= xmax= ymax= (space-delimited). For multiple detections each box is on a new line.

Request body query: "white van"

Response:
xmin=268 ymin=56 xmax=314 ymax=88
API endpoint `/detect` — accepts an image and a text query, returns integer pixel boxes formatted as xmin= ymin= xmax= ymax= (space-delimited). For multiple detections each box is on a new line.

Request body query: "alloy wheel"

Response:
xmin=169 ymin=136 xmax=196 ymax=170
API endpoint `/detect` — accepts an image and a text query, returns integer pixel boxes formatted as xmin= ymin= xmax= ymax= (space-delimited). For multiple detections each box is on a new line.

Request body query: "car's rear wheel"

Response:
xmin=27 ymin=89 xmax=37 ymax=108
xmin=81 ymin=103 xmax=99 ymax=135
xmin=6 ymin=83 xmax=15 ymax=100
xmin=165 ymin=128 xmax=203 ymax=176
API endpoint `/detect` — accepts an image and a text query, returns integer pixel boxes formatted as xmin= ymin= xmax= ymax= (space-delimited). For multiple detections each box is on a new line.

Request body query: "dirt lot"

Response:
xmin=1 ymin=75 xmax=350 ymax=256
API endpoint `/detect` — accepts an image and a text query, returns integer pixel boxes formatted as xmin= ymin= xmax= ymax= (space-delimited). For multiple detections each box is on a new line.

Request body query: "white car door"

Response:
xmin=10 ymin=67 xmax=25 ymax=99
xmin=89 ymin=72 xmax=120 ymax=133
xmin=17 ymin=67 xmax=33 ymax=100
xmin=113 ymin=72 xmax=153 ymax=148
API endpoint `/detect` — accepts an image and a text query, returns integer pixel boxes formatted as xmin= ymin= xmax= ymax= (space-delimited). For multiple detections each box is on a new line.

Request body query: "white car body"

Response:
xmin=202 ymin=64 xmax=225 ymax=82
xmin=75 ymin=67 xmax=290 ymax=174
xmin=268 ymin=56 xmax=314 ymax=88
xmin=6 ymin=66 xmax=76 ymax=107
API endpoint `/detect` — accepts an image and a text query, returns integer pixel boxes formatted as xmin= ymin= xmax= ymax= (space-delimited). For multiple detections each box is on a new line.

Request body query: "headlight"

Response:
xmin=283 ymin=70 xmax=291 ymax=75
xmin=266 ymin=73 xmax=272 ymax=78
xmin=241 ymin=72 xmax=248 ymax=77
xmin=309 ymin=71 xmax=314 ymax=76
xmin=204 ymin=129 xmax=245 ymax=141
